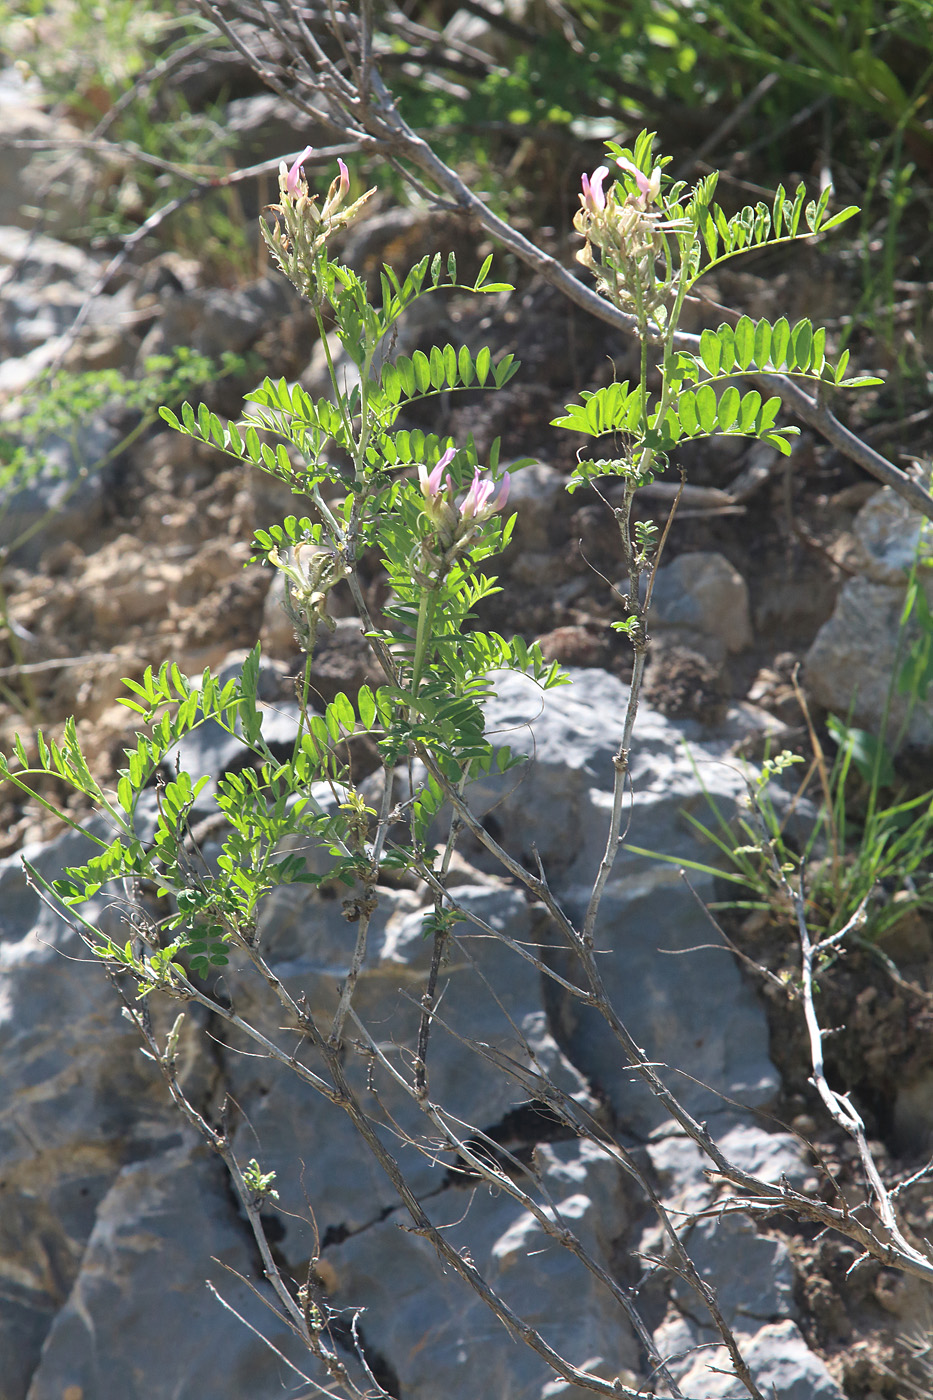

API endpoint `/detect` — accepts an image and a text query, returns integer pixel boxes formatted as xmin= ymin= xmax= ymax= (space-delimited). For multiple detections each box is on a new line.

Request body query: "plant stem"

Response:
xmin=410 ymin=586 xmax=437 ymax=705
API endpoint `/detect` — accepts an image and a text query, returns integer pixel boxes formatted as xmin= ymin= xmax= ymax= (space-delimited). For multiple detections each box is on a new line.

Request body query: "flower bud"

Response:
xmin=321 ymin=158 xmax=351 ymax=218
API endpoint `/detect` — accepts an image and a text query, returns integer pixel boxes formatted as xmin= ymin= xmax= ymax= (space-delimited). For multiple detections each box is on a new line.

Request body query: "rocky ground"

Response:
xmin=3 ymin=42 xmax=933 ymax=1400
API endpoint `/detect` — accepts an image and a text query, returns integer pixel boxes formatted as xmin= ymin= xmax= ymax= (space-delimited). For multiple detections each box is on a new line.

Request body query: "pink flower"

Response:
xmin=285 ymin=145 xmax=314 ymax=197
xmin=580 ymin=166 xmax=609 ymax=214
xmin=418 ymin=447 xmax=459 ymax=538
xmin=615 ymin=156 xmax=661 ymax=205
xmin=459 ymin=467 xmax=510 ymax=524
xmin=419 ymin=447 xmax=456 ymax=503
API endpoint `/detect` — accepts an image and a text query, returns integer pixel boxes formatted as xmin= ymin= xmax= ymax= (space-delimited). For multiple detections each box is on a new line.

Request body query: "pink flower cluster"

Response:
xmin=284 ymin=147 xmax=351 ymax=217
xmin=580 ymin=155 xmax=661 ymax=214
xmin=418 ymin=448 xmax=510 ymax=547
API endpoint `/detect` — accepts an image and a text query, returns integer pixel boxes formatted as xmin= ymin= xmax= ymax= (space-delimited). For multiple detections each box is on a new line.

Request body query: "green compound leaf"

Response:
xmin=550 ymin=382 xmax=642 ymax=436
xmin=381 ymin=344 xmax=514 ymax=404
xmin=689 ymin=178 xmax=855 ymax=290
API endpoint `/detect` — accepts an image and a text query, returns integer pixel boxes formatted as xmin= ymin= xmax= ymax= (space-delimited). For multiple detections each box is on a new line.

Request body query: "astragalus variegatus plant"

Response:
xmin=4 ymin=126 xmax=933 ymax=1400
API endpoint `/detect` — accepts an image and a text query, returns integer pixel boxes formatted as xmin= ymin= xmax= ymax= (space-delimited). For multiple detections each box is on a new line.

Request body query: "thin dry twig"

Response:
xmin=793 ymin=868 xmax=933 ymax=1275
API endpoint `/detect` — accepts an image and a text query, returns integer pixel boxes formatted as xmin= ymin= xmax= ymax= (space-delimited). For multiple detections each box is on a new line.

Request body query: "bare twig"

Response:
xmin=794 ymin=870 xmax=933 ymax=1275
xmin=204 ymin=1281 xmax=325 ymax=1391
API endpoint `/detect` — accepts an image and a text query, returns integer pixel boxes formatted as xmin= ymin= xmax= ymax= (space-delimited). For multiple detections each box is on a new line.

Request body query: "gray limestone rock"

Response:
xmin=0 ymin=227 xmax=103 ymax=310
xmin=805 ymin=486 xmax=933 ymax=748
xmin=663 ymin=1319 xmax=845 ymax=1399
xmin=325 ymin=1139 xmax=639 ymax=1400
xmin=0 ymin=825 xmax=207 ymax=1398
xmin=463 ymin=666 xmax=747 ymax=887
xmin=23 ymin=1144 xmax=312 ymax=1400
xmin=459 ymin=669 xmax=777 ymax=1132
xmin=221 ymin=882 xmax=600 ymax=1234
xmin=643 ymin=551 xmax=753 ymax=661
xmin=506 ymin=460 xmax=567 ymax=555
xmin=847 ymin=484 xmax=926 ymax=583
xmin=555 ymin=876 xmax=779 ymax=1133
xmin=669 ymin=1213 xmax=796 ymax=1324
xmin=0 ymin=237 xmax=135 ymax=379
xmin=136 ymin=275 xmax=298 ymax=361
xmin=224 ymin=93 xmax=327 ymax=165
